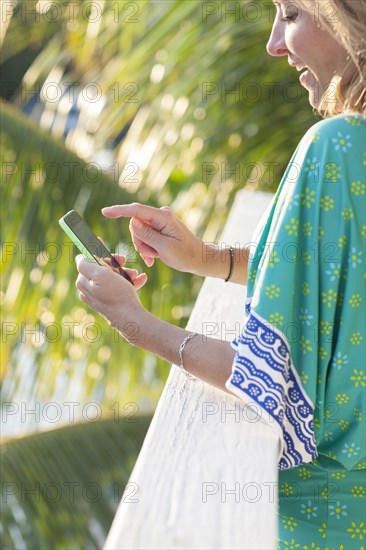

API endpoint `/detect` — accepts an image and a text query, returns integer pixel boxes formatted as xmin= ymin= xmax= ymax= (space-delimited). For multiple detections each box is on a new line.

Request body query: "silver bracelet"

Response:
xmin=178 ymin=332 xmax=199 ymax=380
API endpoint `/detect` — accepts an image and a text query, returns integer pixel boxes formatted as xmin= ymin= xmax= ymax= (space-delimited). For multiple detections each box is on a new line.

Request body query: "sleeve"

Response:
xmin=226 ymin=117 xmax=366 ymax=471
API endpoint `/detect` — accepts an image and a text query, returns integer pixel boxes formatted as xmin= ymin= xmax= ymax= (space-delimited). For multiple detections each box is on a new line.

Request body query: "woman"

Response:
xmin=76 ymin=1 xmax=365 ymax=547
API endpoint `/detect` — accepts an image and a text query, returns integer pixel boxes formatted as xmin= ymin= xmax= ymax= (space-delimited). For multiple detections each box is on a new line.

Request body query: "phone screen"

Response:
xmin=59 ymin=210 xmax=133 ymax=284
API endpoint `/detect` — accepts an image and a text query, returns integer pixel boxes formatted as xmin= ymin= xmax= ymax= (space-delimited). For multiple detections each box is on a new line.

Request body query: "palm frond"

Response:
xmin=1 ymin=415 xmax=152 ymax=549
xmin=1 ymin=102 xmax=182 ymax=419
xmin=1 ymin=0 xmax=315 ymax=425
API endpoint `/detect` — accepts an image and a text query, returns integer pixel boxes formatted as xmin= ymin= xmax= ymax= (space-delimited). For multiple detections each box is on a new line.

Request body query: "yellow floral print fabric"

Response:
xmin=225 ymin=115 xmax=365 ymax=547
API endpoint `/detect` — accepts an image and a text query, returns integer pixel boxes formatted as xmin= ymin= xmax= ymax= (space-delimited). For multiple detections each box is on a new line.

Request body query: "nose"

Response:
xmin=266 ymin=14 xmax=288 ymax=57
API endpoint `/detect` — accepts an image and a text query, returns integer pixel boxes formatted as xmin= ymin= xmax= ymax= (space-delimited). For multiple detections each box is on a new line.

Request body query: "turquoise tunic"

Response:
xmin=225 ymin=115 xmax=366 ymax=548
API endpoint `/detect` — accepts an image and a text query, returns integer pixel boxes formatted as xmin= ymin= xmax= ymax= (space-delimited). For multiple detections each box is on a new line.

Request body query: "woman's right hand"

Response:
xmin=102 ymin=203 xmax=204 ymax=274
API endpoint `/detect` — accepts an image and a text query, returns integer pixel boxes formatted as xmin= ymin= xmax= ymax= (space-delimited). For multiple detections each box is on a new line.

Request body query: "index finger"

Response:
xmin=102 ymin=203 xmax=168 ymax=231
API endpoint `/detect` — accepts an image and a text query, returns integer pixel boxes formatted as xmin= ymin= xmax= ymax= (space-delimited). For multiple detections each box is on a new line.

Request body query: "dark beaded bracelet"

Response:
xmin=224 ymin=246 xmax=235 ymax=282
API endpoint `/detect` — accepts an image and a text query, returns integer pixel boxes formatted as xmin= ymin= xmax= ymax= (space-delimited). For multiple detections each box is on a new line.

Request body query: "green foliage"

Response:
xmin=1 ymin=415 xmax=152 ymax=549
xmin=1 ymin=101 xmax=190 ymax=410
xmin=1 ymin=2 xmax=317 ymax=546
xmin=4 ymin=1 xmax=315 ymax=233
xmin=1 ymin=0 xmax=315 ymax=410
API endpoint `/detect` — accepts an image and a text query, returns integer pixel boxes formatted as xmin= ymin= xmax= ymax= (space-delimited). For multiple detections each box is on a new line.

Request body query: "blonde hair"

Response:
xmin=296 ymin=0 xmax=366 ymax=116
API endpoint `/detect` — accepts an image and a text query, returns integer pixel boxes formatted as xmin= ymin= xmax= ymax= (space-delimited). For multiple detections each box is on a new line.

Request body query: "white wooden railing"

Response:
xmin=104 ymin=190 xmax=280 ymax=550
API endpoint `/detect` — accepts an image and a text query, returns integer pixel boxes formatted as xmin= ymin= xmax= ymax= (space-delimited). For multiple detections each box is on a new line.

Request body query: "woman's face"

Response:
xmin=267 ymin=0 xmax=349 ymax=108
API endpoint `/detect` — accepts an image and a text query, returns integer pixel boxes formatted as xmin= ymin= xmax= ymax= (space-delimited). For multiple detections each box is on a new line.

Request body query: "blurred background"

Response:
xmin=1 ymin=1 xmax=314 ymax=548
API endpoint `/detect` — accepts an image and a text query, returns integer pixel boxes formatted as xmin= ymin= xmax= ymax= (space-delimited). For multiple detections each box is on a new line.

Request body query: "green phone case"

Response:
xmin=59 ymin=217 xmax=99 ymax=263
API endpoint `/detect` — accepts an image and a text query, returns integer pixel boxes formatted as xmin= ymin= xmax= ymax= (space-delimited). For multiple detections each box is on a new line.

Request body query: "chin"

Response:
xmin=307 ymin=82 xmax=324 ymax=111
xmin=308 ymin=94 xmax=321 ymax=110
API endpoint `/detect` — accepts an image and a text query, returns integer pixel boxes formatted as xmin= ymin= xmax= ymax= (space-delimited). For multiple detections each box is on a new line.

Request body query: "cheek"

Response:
xmin=285 ymin=25 xmax=314 ymax=60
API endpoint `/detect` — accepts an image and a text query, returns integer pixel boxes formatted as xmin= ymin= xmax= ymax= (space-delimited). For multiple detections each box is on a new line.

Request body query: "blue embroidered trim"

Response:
xmin=227 ymin=307 xmax=317 ymax=470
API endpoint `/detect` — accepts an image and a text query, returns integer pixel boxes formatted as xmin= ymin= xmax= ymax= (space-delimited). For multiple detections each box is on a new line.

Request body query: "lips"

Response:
xmin=289 ymin=61 xmax=314 ymax=88
xmin=289 ymin=63 xmax=307 ymax=72
xmin=288 ymin=58 xmax=318 ymax=94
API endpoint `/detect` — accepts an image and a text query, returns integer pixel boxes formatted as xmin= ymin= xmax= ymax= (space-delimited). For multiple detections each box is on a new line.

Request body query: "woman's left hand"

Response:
xmin=75 ymin=254 xmax=147 ymax=333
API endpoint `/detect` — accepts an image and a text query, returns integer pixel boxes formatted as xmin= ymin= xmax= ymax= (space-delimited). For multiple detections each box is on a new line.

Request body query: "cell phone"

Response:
xmin=59 ymin=210 xmax=133 ymax=284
